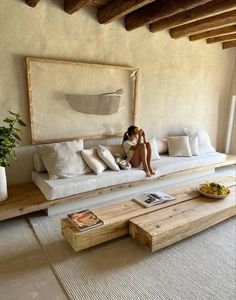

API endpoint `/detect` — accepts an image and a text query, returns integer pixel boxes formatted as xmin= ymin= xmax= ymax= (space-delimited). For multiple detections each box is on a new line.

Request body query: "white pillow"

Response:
xmin=37 ymin=140 xmax=91 ymax=180
xmin=156 ymin=138 xmax=168 ymax=154
xmin=33 ymin=153 xmax=47 ymax=173
xmin=97 ymin=145 xmax=120 ymax=171
xmin=183 ymin=128 xmax=215 ymax=154
xmin=149 ymin=137 xmax=160 ymax=160
xmin=188 ymin=136 xmax=199 ymax=156
xmin=167 ymin=136 xmax=192 ymax=157
xmin=81 ymin=148 xmax=107 ymax=175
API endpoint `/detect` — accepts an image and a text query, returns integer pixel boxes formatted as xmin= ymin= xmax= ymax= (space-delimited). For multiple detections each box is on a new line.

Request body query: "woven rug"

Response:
xmin=29 ymin=209 xmax=236 ymax=300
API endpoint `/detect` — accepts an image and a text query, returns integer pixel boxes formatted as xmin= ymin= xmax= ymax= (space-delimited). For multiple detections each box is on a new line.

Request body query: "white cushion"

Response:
xmin=81 ymin=148 xmax=107 ymax=175
xmin=149 ymin=137 xmax=160 ymax=160
xmin=167 ymin=136 xmax=192 ymax=157
xmin=97 ymin=145 xmax=120 ymax=171
xmin=188 ymin=136 xmax=199 ymax=156
xmin=37 ymin=140 xmax=90 ymax=180
xmin=33 ymin=153 xmax=46 ymax=173
xmin=183 ymin=128 xmax=215 ymax=154
xmin=32 ymin=152 xmax=226 ymax=200
xmin=156 ymin=139 xmax=168 ymax=154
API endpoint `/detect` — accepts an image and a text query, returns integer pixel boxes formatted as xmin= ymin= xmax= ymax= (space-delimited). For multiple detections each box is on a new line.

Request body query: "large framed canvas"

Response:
xmin=26 ymin=57 xmax=139 ymax=144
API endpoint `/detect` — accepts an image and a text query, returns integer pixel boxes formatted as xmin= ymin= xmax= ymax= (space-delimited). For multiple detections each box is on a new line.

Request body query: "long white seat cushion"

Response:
xmin=32 ymin=152 xmax=226 ymax=200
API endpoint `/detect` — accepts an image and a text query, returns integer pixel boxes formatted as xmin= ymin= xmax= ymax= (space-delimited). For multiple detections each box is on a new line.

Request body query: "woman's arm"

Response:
xmin=142 ymin=130 xmax=147 ymax=143
xmin=129 ymin=131 xmax=142 ymax=150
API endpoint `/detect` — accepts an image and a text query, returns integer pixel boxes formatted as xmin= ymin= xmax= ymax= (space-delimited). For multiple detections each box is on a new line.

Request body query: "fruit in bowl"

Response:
xmin=197 ymin=182 xmax=230 ymax=199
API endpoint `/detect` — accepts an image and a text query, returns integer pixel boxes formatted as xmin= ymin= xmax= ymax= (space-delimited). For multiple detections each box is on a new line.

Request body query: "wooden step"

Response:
xmin=129 ymin=185 xmax=236 ymax=252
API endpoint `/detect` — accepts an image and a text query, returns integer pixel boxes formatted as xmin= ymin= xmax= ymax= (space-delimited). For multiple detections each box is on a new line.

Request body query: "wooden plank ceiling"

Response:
xmin=25 ymin=0 xmax=236 ymax=49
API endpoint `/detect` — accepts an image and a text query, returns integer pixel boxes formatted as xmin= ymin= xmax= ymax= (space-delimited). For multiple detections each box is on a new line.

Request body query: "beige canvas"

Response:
xmin=27 ymin=58 xmax=138 ymax=144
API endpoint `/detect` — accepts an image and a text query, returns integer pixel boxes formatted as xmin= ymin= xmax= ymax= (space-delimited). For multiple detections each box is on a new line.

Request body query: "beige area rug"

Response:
xmin=29 ymin=207 xmax=236 ymax=300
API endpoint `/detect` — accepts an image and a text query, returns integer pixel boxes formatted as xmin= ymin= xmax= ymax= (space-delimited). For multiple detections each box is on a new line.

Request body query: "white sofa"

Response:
xmin=32 ymin=150 xmax=226 ymax=201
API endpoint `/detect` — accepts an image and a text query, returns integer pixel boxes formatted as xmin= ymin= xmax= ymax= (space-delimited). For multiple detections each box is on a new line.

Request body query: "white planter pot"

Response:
xmin=0 ymin=167 xmax=8 ymax=201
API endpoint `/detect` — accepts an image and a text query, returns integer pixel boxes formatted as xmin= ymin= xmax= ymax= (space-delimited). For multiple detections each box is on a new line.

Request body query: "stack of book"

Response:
xmin=67 ymin=209 xmax=104 ymax=232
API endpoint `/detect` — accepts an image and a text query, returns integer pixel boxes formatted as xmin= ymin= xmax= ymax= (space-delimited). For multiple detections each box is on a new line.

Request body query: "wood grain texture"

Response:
xmin=222 ymin=39 xmax=236 ymax=48
xmin=97 ymin=0 xmax=155 ymax=24
xmin=125 ymin=0 xmax=212 ymax=31
xmin=207 ymin=33 xmax=236 ymax=43
xmin=129 ymin=185 xmax=236 ymax=252
xmin=61 ymin=176 xmax=235 ymax=251
xmin=25 ymin=0 xmax=40 ymax=7
xmin=92 ymin=0 xmax=111 ymax=8
xmin=189 ymin=24 xmax=236 ymax=41
xmin=1 ymin=157 xmax=235 ymax=222
xmin=170 ymin=10 xmax=236 ymax=39
xmin=150 ymin=0 xmax=236 ymax=33
xmin=64 ymin=0 xmax=97 ymax=14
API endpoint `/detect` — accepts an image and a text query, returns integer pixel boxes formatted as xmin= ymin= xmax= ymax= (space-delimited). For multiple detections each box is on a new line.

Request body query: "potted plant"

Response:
xmin=0 ymin=112 xmax=26 ymax=201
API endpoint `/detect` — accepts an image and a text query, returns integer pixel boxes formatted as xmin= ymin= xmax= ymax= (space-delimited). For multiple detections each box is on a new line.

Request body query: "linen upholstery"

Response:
xmin=97 ymin=145 xmax=120 ymax=171
xmin=37 ymin=140 xmax=90 ymax=180
xmin=167 ymin=136 xmax=192 ymax=157
xmin=183 ymin=128 xmax=215 ymax=154
xmin=156 ymin=139 xmax=168 ymax=154
xmin=32 ymin=152 xmax=226 ymax=200
xmin=149 ymin=137 xmax=160 ymax=160
xmin=33 ymin=153 xmax=46 ymax=173
xmin=81 ymin=148 xmax=107 ymax=175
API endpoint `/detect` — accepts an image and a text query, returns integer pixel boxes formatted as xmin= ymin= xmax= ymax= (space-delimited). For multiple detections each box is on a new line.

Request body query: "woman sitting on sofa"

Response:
xmin=122 ymin=126 xmax=155 ymax=177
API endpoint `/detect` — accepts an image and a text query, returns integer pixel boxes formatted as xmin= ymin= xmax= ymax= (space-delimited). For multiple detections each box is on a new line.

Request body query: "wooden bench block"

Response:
xmin=129 ymin=185 xmax=236 ymax=252
xmin=61 ymin=176 xmax=235 ymax=251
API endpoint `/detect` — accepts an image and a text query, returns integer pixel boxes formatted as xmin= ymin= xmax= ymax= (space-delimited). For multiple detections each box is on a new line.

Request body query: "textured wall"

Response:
xmin=0 ymin=0 xmax=235 ymax=184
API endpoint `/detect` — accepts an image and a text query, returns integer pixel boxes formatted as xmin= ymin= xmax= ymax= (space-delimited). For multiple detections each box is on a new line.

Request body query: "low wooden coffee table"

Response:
xmin=61 ymin=176 xmax=236 ymax=252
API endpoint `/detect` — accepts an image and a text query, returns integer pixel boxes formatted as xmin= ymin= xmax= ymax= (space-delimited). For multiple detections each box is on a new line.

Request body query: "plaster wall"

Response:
xmin=0 ymin=0 xmax=235 ymax=185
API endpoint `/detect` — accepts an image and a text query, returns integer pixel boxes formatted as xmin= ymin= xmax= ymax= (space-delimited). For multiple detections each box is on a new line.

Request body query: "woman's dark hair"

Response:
xmin=123 ymin=125 xmax=138 ymax=143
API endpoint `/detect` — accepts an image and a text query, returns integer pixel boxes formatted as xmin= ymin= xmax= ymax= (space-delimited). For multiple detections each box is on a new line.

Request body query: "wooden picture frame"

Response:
xmin=26 ymin=57 xmax=139 ymax=144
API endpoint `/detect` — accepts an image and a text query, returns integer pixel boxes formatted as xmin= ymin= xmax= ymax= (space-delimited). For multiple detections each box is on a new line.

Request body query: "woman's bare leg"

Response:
xmin=145 ymin=142 xmax=155 ymax=175
xmin=130 ymin=144 xmax=151 ymax=176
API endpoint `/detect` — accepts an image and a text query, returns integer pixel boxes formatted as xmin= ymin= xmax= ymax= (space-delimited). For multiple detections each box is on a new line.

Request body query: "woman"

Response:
xmin=122 ymin=126 xmax=155 ymax=177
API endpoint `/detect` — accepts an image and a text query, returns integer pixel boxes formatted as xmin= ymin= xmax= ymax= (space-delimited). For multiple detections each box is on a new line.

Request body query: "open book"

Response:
xmin=133 ymin=191 xmax=175 ymax=208
xmin=67 ymin=209 xmax=104 ymax=232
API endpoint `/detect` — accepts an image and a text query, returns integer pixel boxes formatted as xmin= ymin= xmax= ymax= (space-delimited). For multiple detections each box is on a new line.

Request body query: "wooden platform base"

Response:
xmin=1 ymin=155 xmax=235 ymax=222
xmin=129 ymin=185 xmax=236 ymax=252
xmin=61 ymin=176 xmax=236 ymax=252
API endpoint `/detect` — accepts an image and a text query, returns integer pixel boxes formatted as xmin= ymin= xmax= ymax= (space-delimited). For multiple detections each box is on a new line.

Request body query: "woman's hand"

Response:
xmin=138 ymin=129 xmax=143 ymax=136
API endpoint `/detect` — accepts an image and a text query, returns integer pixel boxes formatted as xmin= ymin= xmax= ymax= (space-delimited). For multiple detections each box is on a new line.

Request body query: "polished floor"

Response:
xmin=0 ymin=165 xmax=235 ymax=300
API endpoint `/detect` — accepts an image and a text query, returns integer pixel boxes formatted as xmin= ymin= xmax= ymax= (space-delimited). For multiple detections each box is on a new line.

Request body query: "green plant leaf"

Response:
xmin=18 ymin=119 xmax=26 ymax=126
xmin=12 ymin=133 xmax=21 ymax=141
xmin=13 ymin=128 xmax=21 ymax=132
xmin=8 ymin=111 xmax=18 ymax=117
xmin=4 ymin=117 xmax=14 ymax=124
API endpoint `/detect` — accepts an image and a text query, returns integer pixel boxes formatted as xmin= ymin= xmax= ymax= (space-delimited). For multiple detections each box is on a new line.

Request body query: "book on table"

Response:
xmin=67 ymin=209 xmax=104 ymax=231
xmin=133 ymin=191 xmax=176 ymax=208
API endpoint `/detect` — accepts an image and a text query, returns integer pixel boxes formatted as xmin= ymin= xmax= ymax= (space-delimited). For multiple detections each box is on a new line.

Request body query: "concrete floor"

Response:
xmin=0 ymin=165 xmax=235 ymax=300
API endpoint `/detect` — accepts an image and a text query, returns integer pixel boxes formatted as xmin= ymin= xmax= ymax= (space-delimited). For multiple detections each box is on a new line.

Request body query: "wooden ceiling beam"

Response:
xmin=97 ymin=0 xmax=155 ymax=24
xmin=125 ymin=0 xmax=212 ymax=31
xmin=222 ymin=40 xmax=236 ymax=49
xmin=207 ymin=33 xmax=236 ymax=43
xmin=170 ymin=10 xmax=236 ymax=39
xmin=25 ymin=0 xmax=40 ymax=7
xmin=64 ymin=0 xmax=96 ymax=14
xmin=190 ymin=24 xmax=236 ymax=41
xmin=150 ymin=0 xmax=236 ymax=33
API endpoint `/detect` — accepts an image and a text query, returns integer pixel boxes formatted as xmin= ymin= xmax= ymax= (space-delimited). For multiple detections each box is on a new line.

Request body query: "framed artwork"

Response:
xmin=26 ymin=57 xmax=139 ymax=144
